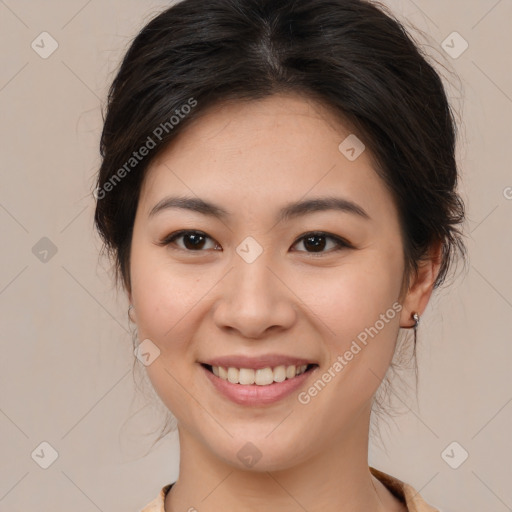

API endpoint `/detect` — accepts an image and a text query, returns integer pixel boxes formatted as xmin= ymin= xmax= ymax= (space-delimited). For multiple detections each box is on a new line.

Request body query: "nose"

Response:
xmin=212 ymin=252 xmax=297 ymax=339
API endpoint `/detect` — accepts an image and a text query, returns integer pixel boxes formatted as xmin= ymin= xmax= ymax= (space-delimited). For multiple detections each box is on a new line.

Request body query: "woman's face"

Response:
xmin=129 ymin=93 xmax=409 ymax=470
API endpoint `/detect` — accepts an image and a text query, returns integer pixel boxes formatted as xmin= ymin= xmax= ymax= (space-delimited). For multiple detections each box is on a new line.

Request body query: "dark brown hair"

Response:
xmin=94 ymin=0 xmax=466 ymax=443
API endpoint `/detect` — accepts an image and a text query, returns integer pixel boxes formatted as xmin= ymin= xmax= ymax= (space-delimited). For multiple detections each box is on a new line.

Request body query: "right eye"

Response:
xmin=158 ymin=230 xmax=222 ymax=252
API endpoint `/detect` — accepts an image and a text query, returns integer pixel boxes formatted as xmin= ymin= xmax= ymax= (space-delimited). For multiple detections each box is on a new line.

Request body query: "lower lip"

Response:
xmin=201 ymin=364 xmax=317 ymax=406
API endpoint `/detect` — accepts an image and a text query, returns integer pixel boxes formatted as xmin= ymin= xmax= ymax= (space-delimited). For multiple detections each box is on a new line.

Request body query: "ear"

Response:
xmin=399 ymin=241 xmax=443 ymax=328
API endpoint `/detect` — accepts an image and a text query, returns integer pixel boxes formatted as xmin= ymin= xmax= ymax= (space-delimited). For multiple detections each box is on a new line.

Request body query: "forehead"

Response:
xmin=138 ymin=93 xmax=396 ymax=223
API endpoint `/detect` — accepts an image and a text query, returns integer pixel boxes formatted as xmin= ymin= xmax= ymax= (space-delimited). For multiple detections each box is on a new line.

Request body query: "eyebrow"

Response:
xmin=148 ymin=195 xmax=370 ymax=222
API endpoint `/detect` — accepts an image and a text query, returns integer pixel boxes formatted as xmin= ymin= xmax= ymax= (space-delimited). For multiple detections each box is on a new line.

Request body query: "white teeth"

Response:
xmin=209 ymin=363 xmax=310 ymax=385
xmin=273 ymin=365 xmax=286 ymax=382
xmin=286 ymin=365 xmax=296 ymax=379
xmin=255 ymin=367 xmax=274 ymax=385
xmin=227 ymin=367 xmax=239 ymax=384
xmin=297 ymin=364 xmax=307 ymax=375
xmin=239 ymin=368 xmax=255 ymax=385
xmin=218 ymin=366 xmax=228 ymax=380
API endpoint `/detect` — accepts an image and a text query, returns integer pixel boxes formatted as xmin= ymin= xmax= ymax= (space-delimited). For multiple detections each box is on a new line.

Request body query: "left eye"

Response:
xmin=158 ymin=230 xmax=351 ymax=254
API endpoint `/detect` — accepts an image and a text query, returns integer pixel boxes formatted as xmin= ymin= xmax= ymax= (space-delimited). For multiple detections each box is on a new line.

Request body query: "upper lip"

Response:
xmin=201 ymin=354 xmax=317 ymax=370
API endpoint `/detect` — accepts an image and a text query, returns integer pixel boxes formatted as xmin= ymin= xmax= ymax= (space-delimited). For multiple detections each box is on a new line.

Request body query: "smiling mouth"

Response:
xmin=201 ymin=363 xmax=318 ymax=386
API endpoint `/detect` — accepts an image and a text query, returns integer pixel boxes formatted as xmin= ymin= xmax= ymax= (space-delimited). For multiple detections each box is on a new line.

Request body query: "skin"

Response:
xmin=127 ymin=92 xmax=440 ymax=512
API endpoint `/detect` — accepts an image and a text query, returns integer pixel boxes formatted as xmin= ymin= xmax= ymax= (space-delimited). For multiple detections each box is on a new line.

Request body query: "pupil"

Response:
xmin=185 ymin=233 xmax=205 ymax=250
xmin=305 ymin=235 xmax=325 ymax=252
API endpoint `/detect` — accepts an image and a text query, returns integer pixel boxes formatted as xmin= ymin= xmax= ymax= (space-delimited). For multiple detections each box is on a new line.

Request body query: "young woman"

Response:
xmin=94 ymin=0 xmax=465 ymax=510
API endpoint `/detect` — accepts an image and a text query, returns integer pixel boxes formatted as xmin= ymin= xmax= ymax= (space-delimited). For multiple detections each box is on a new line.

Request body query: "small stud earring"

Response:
xmin=401 ymin=311 xmax=420 ymax=329
xmin=401 ymin=312 xmax=420 ymax=346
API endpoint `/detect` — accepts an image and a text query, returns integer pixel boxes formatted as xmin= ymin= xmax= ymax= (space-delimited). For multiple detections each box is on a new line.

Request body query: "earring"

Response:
xmin=412 ymin=312 xmax=420 ymax=330
xmin=402 ymin=312 xmax=420 ymax=329
xmin=412 ymin=312 xmax=419 ymax=345
xmin=128 ymin=304 xmax=135 ymax=323
xmin=402 ymin=312 xmax=420 ymax=345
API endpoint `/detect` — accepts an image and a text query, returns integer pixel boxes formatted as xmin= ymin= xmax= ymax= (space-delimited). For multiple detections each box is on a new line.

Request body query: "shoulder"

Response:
xmin=139 ymin=483 xmax=174 ymax=512
xmin=370 ymin=466 xmax=442 ymax=512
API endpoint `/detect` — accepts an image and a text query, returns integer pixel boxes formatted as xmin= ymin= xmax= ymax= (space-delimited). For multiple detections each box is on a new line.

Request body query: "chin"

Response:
xmin=206 ymin=433 xmax=310 ymax=473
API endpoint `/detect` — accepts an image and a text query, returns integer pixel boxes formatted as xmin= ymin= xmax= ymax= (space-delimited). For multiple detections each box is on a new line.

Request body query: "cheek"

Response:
xmin=129 ymin=241 xmax=222 ymax=423
xmin=303 ymin=246 xmax=404 ymax=390
xmin=293 ymin=258 xmax=404 ymax=436
xmin=300 ymin=246 xmax=403 ymax=338
xmin=130 ymin=241 xmax=202 ymax=342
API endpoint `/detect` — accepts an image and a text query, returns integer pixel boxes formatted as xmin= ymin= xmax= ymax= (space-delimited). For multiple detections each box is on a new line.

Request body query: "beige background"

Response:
xmin=1 ymin=0 xmax=511 ymax=510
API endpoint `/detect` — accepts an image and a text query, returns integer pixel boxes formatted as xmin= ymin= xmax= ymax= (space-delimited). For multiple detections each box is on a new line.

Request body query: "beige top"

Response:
xmin=140 ymin=466 xmax=441 ymax=511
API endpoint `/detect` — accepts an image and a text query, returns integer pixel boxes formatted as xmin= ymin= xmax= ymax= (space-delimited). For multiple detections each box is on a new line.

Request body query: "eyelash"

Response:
xmin=158 ymin=230 xmax=353 ymax=255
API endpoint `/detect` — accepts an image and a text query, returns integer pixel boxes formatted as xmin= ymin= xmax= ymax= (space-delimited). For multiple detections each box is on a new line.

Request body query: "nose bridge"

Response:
xmin=231 ymin=243 xmax=278 ymax=306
